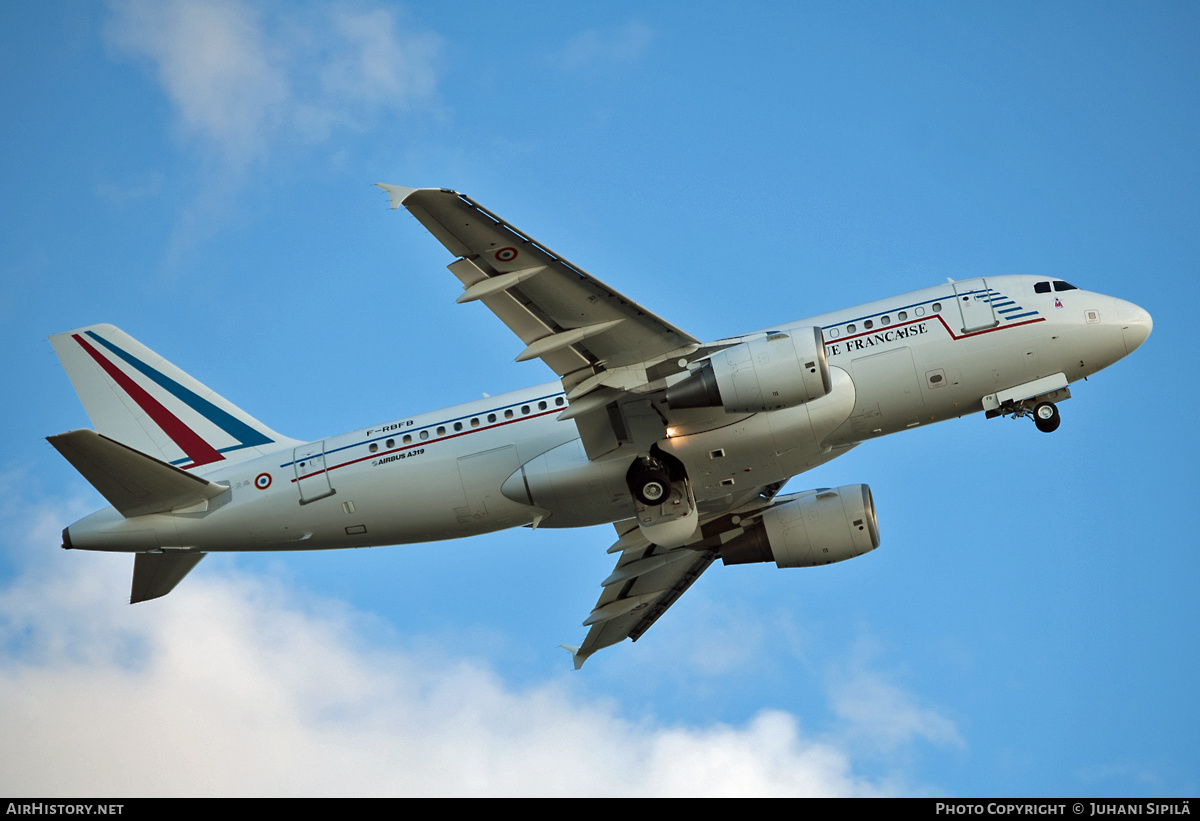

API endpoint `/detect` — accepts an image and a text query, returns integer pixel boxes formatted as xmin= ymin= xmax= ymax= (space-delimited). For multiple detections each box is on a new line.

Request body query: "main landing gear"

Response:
xmin=625 ymin=449 xmax=699 ymax=548
xmin=627 ymin=456 xmax=673 ymax=506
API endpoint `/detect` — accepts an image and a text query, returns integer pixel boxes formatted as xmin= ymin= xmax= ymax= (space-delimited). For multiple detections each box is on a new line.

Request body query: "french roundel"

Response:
xmin=495 ymin=247 xmax=519 ymax=262
xmin=255 ymin=473 xmax=272 ymax=490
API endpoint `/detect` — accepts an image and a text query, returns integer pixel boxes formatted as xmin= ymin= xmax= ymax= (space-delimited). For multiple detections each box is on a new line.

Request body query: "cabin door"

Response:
xmin=953 ymin=278 xmax=999 ymax=333
xmin=294 ymin=441 xmax=335 ymax=504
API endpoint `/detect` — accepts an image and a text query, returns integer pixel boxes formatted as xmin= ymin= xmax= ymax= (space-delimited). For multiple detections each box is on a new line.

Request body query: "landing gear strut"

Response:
xmin=1033 ymin=401 xmax=1060 ymax=433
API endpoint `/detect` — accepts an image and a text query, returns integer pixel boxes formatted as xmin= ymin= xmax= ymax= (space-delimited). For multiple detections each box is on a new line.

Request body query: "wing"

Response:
xmin=379 ymin=185 xmax=699 ymax=376
xmin=379 ymin=184 xmax=706 ymax=458
xmin=564 ymin=482 xmax=789 ymax=668
xmin=382 ymin=185 xmax=787 ymax=666
xmin=564 ymin=523 xmax=716 ymax=669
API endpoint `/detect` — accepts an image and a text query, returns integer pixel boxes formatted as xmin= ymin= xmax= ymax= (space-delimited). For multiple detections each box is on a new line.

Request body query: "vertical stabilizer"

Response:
xmin=50 ymin=324 xmax=297 ymax=473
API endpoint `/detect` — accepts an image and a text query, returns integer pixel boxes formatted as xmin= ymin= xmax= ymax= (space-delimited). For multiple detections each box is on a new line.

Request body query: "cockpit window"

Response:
xmin=1053 ymin=281 xmax=1078 ymax=291
xmin=1034 ymin=281 xmax=1051 ymax=294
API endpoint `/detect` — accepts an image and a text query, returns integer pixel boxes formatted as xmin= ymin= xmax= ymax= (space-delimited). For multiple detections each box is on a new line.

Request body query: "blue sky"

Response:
xmin=2 ymin=1 xmax=1197 ymax=797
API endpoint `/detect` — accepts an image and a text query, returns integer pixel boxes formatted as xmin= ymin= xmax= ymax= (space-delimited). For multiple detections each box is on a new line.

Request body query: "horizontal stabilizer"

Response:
xmin=131 ymin=551 xmax=206 ymax=603
xmin=48 ymin=429 xmax=229 ymax=518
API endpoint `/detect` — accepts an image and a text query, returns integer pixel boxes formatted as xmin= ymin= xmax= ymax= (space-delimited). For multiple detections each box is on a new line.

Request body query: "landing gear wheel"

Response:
xmin=1033 ymin=402 xmax=1060 ymax=433
xmin=628 ymin=458 xmax=672 ymax=506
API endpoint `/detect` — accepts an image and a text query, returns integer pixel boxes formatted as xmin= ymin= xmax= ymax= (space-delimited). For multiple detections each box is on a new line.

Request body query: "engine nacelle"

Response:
xmin=719 ymin=484 xmax=879 ymax=568
xmin=666 ymin=327 xmax=831 ymax=413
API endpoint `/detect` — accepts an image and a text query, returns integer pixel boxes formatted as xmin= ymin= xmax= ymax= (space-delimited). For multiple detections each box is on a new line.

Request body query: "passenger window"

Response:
xmin=420 ymin=430 xmax=429 ymax=440
xmin=487 ymin=413 xmax=497 ymax=423
xmin=1053 ymin=281 xmax=1078 ymax=291
xmin=521 ymin=405 xmax=530 ymax=415
xmin=369 ymin=443 xmax=378 ymax=453
xmin=538 ymin=401 xmax=547 ymax=410
xmin=403 ymin=435 xmax=412 ymax=445
xmin=1034 ymin=281 xmax=1051 ymax=294
xmin=504 ymin=409 xmax=514 ymax=419
xmin=881 ymin=315 xmax=891 ymax=325
xmin=847 ymin=324 xmax=856 ymax=333
xmin=932 ymin=303 xmax=942 ymax=312
xmin=453 ymin=422 xmax=463 ymax=432
xmin=386 ymin=439 xmax=394 ymax=448
xmin=436 ymin=426 xmax=446 ymax=436
xmin=898 ymin=311 xmax=907 ymax=320
xmin=555 ymin=397 xmax=564 ymax=406
xmin=470 ymin=418 xmax=480 ymax=428
xmin=864 ymin=319 xmax=873 ymax=330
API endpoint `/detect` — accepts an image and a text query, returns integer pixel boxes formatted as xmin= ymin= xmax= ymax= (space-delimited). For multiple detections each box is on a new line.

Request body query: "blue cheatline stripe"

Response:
xmin=1003 ymin=311 xmax=1039 ymax=320
xmin=85 ymin=331 xmax=273 ymax=448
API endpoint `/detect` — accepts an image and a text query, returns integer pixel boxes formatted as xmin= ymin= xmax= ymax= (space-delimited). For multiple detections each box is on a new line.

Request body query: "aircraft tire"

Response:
xmin=1033 ymin=402 xmax=1060 ymax=433
xmin=630 ymin=461 xmax=672 ymax=506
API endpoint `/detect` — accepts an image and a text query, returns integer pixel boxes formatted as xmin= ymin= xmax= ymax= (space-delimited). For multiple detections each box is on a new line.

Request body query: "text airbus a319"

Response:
xmin=48 ymin=185 xmax=1152 ymax=667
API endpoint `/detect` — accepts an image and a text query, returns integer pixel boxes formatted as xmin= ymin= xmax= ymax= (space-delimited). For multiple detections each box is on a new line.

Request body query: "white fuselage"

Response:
xmin=64 ymin=274 xmax=1151 ymax=555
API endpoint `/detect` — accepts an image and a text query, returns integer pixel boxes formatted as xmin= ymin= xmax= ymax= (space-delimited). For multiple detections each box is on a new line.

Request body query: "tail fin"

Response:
xmin=50 ymin=324 xmax=296 ymax=473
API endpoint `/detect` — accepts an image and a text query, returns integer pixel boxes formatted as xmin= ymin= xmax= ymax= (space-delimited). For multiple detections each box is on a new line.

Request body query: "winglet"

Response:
xmin=559 ymin=643 xmax=588 ymax=670
xmin=374 ymin=183 xmax=417 ymax=210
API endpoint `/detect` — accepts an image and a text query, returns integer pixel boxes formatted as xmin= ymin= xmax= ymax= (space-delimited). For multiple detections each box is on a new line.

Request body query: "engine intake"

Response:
xmin=667 ymin=327 xmax=831 ymax=413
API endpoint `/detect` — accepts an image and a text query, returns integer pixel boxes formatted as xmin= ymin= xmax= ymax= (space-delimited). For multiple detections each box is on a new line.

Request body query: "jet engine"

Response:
xmin=666 ymin=328 xmax=831 ymax=413
xmin=719 ymin=484 xmax=879 ymax=568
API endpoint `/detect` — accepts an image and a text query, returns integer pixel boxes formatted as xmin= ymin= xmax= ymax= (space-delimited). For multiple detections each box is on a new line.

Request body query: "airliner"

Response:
xmin=47 ymin=185 xmax=1153 ymax=667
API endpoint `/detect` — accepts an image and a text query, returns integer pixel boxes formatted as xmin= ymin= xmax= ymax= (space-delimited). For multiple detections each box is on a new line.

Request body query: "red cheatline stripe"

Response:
xmin=832 ymin=313 xmax=1044 ymax=346
xmin=291 ymin=407 xmax=562 ymax=482
xmin=73 ymin=334 xmax=224 ymax=468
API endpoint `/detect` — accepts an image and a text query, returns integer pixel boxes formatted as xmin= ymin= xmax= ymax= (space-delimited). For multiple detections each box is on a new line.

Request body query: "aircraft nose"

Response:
xmin=1120 ymin=301 xmax=1153 ymax=355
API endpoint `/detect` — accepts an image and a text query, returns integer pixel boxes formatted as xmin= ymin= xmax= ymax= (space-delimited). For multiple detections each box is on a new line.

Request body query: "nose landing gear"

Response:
xmin=1032 ymin=401 xmax=1061 ymax=433
xmin=982 ymin=378 xmax=1071 ymax=435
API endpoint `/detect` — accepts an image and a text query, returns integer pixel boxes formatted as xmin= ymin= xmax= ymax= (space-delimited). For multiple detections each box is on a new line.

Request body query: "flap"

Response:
xmin=565 ymin=535 xmax=717 ymax=669
xmin=562 ymin=483 xmax=792 ymax=667
xmin=380 ymin=185 xmax=711 ymax=458
xmin=379 ymin=184 xmax=700 ymax=390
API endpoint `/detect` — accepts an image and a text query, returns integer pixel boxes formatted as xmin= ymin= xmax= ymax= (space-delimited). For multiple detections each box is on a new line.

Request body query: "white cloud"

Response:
xmin=831 ymin=672 xmax=966 ymax=753
xmin=554 ymin=22 xmax=654 ymax=71
xmin=0 ymin=564 xmax=864 ymax=796
xmin=94 ymin=172 xmax=165 ymax=206
xmin=826 ymin=637 xmax=966 ymax=756
xmin=320 ymin=8 xmax=437 ymax=106
xmin=104 ymin=0 xmax=440 ymax=168
xmin=0 ymin=490 xmax=958 ymax=796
